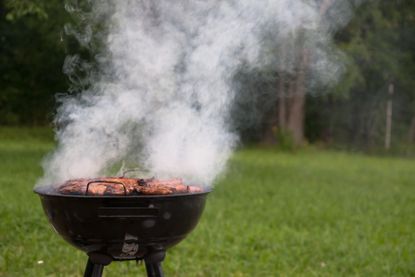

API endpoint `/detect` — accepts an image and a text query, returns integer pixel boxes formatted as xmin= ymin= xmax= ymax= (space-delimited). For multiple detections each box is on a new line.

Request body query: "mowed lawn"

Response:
xmin=0 ymin=128 xmax=415 ymax=276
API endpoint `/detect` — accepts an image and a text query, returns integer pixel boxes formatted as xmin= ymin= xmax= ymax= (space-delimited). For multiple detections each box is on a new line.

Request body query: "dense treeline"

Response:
xmin=307 ymin=1 xmax=415 ymax=151
xmin=0 ymin=0 xmax=69 ymax=124
xmin=1 ymin=0 xmax=415 ymax=152
xmin=233 ymin=0 xmax=415 ymax=152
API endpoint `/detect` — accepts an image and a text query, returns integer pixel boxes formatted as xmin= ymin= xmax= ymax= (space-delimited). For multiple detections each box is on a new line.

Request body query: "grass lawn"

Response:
xmin=0 ymin=128 xmax=415 ymax=276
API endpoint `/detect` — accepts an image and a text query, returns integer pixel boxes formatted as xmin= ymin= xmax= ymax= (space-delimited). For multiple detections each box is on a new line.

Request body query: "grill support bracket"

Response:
xmin=83 ymin=249 xmax=165 ymax=277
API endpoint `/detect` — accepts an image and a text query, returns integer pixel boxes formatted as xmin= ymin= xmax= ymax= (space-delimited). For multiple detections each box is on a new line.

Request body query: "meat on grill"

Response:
xmin=58 ymin=177 xmax=202 ymax=196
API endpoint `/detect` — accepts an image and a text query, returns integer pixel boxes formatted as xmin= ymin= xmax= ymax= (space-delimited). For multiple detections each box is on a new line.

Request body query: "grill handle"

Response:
xmin=85 ymin=180 xmax=127 ymax=196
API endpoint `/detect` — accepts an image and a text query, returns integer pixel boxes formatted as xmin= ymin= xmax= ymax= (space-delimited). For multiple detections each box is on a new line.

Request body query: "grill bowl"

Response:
xmin=34 ymin=186 xmax=209 ymax=261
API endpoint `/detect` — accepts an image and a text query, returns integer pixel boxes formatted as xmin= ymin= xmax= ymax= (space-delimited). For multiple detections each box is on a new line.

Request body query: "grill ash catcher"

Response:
xmin=34 ymin=178 xmax=209 ymax=277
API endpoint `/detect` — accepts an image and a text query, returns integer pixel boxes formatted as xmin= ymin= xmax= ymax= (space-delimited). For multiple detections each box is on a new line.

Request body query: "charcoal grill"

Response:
xmin=34 ymin=182 xmax=209 ymax=277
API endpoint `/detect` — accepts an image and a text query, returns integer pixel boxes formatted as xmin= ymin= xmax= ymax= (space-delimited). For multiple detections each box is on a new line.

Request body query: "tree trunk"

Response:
xmin=269 ymin=0 xmax=333 ymax=146
xmin=286 ymin=49 xmax=310 ymax=145
xmin=261 ymin=76 xmax=280 ymax=144
xmin=278 ymin=72 xmax=286 ymax=130
xmin=262 ymin=111 xmax=278 ymax=144
xmin=409 ymin=115 xmax=415 ymax=143
xmin=384 ymin=83 xmax=394 ymax=150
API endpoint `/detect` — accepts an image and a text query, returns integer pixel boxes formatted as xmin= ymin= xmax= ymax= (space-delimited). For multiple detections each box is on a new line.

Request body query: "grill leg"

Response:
xmin=84 ymin=258 xmax=105 ymax=277
xmin=144 ymin=247 xmax=165 ymax=277
xmin=145 ymin=261 xmax=164 ymax=277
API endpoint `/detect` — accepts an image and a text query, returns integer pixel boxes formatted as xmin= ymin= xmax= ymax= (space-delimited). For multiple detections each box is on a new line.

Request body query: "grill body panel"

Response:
xmin=35 ymin=186 xmax=209 ymax=260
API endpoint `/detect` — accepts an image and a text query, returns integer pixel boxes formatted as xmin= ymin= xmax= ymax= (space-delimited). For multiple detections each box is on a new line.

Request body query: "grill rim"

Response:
xmin=34 ymin=185 xmax=211 ymax=199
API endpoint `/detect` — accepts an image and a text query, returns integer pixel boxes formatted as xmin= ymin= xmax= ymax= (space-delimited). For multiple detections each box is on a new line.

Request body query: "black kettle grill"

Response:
xmin=34 ymin=185 xmax=209 ymax=277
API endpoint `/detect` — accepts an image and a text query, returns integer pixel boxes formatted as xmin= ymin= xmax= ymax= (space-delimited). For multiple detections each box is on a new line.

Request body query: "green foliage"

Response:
xmin=0 ymin=0 xmax=70 ymax=125
xmin=5 ymin=0 xmax=48 ymax=21
xmin=275 ymin=128 xmax=296 ymax=151
xmin=335 ymin=0 xmax=415 ymax=94
xmin=1 ymin=129 xmax=415 ymax=276
xmin=1 ymin=0 xmax=415 ymax=153
xmin=305 ymin=0 xmax=415 ymax=151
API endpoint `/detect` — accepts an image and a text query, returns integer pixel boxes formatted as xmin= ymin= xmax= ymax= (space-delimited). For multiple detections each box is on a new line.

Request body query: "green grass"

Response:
xmin=1 ymin=128 xmax=415 ymax=276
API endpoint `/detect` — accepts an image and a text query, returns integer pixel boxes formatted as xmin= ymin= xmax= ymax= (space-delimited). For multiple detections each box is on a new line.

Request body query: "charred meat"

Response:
xmin=58 ymin=177 xmax=202 ymax=196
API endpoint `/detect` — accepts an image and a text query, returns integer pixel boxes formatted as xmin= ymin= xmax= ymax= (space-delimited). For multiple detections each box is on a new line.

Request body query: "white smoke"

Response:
xmin=38 ymin=0 xmax=360 ymax=187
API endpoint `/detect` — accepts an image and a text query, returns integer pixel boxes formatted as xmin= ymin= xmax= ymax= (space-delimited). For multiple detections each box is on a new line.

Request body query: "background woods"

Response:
xmin=1 ymin=0 xmax=415 ymax=153
xmin=233 ymin=0 xmax=415 ymax=153
xmin=0 ymin=0 xmax=69 ymax=124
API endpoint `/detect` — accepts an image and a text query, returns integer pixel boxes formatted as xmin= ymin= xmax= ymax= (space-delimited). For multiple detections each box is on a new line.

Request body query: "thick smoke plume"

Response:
xmin=38 ymin=0 xmax=360 ymax=187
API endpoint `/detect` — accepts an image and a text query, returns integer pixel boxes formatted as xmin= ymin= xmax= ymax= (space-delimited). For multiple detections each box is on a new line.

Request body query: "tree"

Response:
xmin=304 ymin=0 xmax=415 ymax=151
xmin=270 ymin=0 xmax=335 ymax=146
xmin=3 ymin=0 xmax=48 ymax=21
xmin=0 ymin=0 xmax=69 ymax=125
